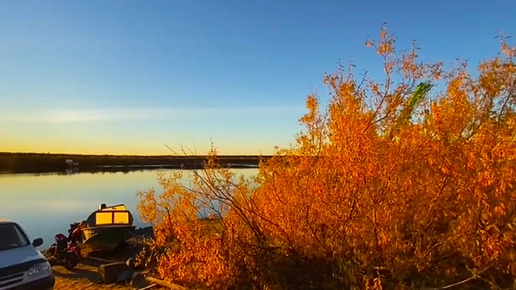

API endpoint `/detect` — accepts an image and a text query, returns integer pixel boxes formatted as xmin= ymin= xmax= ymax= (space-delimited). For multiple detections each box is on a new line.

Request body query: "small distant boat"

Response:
xmin=69 ymin=203 xmax=136 ymax=254
xmin=65 ymin=159 xmax=79 ymax=171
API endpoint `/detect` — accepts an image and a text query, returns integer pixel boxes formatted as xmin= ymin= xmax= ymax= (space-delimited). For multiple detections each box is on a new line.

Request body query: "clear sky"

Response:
xmin=0 ymin=0 xmax=514 ymax=155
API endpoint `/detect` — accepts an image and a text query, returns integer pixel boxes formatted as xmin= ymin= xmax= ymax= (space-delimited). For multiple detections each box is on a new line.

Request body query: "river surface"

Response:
xmin=0 ymin=168 xmax=257 ymax=248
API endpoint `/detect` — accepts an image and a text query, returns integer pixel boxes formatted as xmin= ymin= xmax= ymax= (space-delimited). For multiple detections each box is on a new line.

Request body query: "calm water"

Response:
xmin=0 ymin=168 xmax=257 ymax=249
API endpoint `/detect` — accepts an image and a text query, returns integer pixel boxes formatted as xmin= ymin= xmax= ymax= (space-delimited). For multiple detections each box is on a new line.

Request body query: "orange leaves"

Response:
xmin=156 ymin=234 xmax=235 ymax=289
xmin=297 ymin=27 xmax=515 ymax=288
xmin=137 ymin=27 xmax=516 ymax=289
xmin=431 ymin=102 xmax=440 ymax=125
xmin=377 ymin=42 xmax=394 ymax=55
xmin=366 ymin=26 xmax=396 ymax=57
xmin=299 ymin=94 xmax=320 ymax=125
xmin=499 ymin=34 xmax=516 ymax=58
xmin=380 ymin=29 xmax=387 ymax=39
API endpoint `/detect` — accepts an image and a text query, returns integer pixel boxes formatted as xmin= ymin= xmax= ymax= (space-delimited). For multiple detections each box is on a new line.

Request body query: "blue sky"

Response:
xmin=0 ymin=0 xmax=514 ymax=155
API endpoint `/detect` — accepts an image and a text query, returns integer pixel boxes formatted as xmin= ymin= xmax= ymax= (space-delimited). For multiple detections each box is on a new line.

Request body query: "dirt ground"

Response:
xmin=52 ymin=257 xmax=163 ymax=290
xmin=48 ymin=236 xmax=167 ymax=290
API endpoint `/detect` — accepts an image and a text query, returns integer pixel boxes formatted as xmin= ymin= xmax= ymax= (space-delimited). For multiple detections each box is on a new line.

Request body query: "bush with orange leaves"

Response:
xmin=138 ymin=27 xmax=516 ymax=290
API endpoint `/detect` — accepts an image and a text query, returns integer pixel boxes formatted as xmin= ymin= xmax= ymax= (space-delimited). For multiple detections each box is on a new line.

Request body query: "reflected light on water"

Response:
xmin=0 ymin=168 xmax=258 ymax=248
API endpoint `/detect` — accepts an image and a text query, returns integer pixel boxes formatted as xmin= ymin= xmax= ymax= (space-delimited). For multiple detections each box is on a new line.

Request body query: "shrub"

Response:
xmin=138 ymin=27 xmax=516 ymax=289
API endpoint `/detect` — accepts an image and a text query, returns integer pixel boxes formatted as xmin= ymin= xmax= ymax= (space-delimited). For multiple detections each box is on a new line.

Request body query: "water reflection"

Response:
xmin=0 ymin=168 xmax=257 ymax=248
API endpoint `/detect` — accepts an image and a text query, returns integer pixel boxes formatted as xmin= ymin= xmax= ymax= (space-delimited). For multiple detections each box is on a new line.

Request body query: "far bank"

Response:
xmin=0 ymin=152 xmax=271 ymax=174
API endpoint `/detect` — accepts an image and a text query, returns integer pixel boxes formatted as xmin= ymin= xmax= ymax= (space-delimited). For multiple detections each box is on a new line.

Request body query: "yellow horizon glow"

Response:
xmin=0 ymin=141 xmax=281 ymax=156
xmin=0 ymin=106 xmax=302 ymax=156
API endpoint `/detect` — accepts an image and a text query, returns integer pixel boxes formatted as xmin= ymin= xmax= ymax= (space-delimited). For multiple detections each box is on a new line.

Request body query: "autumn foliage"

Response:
xmin=138 ymin=27 xmax=516 ymax=289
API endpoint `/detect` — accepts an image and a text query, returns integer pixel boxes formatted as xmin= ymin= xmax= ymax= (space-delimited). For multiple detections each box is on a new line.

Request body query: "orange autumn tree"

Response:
xmin=138 ymin=27 xmax=516 ymax=289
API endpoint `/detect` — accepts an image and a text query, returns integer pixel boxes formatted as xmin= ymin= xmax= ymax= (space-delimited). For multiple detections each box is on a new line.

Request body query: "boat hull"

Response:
xmin=79 ymin=225 xmax=135 ymax=253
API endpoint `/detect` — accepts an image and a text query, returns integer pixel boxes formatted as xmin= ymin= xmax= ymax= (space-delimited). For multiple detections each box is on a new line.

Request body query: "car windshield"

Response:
xmin=0 ymin=223 xmax=30 ymax=250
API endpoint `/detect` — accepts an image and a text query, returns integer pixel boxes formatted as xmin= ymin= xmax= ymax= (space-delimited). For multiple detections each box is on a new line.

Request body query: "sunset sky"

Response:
xmin=1 ymin=0 xmax=515 ymax=155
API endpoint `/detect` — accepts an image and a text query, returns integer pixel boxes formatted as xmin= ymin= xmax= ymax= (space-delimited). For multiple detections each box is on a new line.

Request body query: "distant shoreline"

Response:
xmin=0 ymin=152 xmax=271 ymax=174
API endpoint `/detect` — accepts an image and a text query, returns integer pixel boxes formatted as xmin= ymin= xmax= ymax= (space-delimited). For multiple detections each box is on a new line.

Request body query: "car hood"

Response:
xmin=0 ymin=246 xmax=46 ymax=269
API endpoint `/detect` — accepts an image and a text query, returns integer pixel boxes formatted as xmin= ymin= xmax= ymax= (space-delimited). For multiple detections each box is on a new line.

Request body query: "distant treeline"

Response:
xmin=0 ymin=152 xmax=273 ymax=174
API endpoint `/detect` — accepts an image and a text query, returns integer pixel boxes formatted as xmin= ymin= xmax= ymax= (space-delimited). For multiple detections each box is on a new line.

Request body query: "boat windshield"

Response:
xmin=95 ymin=211 xmax=130 ymax=225
xmin=0 ymin=223 xmax=30 ymax=251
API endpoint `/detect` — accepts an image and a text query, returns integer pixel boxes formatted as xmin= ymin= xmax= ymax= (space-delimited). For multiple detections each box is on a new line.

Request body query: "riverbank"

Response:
xmin=0 ymin=152 xmax=271 ymax=174
xmin=53 ymin=260 xmax=162 ymax=290
xmin=48 ymin=233 xmax=170 ymax=290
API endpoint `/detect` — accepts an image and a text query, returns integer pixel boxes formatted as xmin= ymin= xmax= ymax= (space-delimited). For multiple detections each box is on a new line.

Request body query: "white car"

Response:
xmin=0 ymin=219 xmax=55 ymax=290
